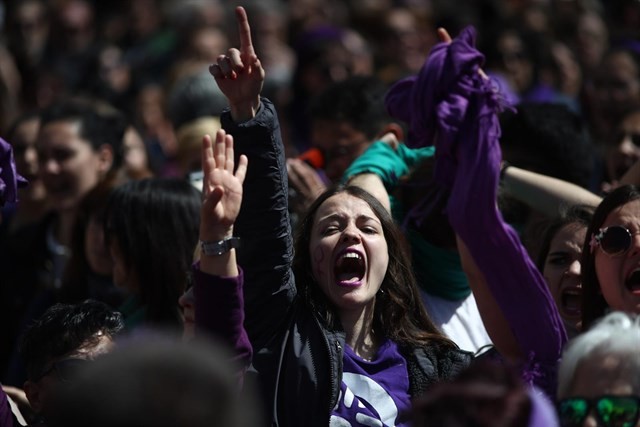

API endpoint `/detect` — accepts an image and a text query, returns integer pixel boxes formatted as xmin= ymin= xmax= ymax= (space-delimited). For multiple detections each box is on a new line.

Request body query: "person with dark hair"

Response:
xmin=535 ymin=205 xmax=594 ymax=338
xmin=580 ymin=184 xmax=640 ymax=329
xmin=498 ymin=102 xmax=595 ymax=240
xmin=197 ymin=8 xmax=471 ymax=425
xmin=499 ymin=103 xmax=594 ymax=189
xmin=0 ymin=99 xmax=124 ymax=385
xmin=103 ymin=177 xmax=201 ymax=330
xmin=19 ymin=300 xmax=123 ymax=425
xmin=287 ymin=75 xmax=403 ymax=216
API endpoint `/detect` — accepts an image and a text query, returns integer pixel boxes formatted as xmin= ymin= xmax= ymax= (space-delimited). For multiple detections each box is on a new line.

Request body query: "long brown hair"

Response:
xmin=292 ymin=185 xmax=456 ymax=349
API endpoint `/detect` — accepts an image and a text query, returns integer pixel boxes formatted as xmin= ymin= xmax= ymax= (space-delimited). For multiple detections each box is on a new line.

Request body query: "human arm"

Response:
xmin=434 ymin=30 xmax=566 ymax=390
xmin=384 ymin=26 xmax=566 ymax=395
xmin=210 ymin=7 xmax=295 ymax=347
xmin=501 ymin=165 xmax=601 ymax=216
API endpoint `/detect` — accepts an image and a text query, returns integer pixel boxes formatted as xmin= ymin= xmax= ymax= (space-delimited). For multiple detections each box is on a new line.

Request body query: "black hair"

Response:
xmin=103 ymin=177 xmax=201 ymax=328
xmin=293 ymin=185 xmax=456 ymax=349
xmin=535 ymin=204 xmax=595 ymax=271
xmin=581 ymin=185 xmax=640 ymax=329
xmin=499 ymin=102 xmax=594 ymax=188
xmin=20 ymin=300 xmax=123 ymax=381
xmin=40 ymin=99 xmax=125 ymax=171
xmin=309 ymin=75 xmax=391 ymax=140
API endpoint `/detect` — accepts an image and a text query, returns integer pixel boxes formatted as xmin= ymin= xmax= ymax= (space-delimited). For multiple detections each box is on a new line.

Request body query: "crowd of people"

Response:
xmin=1 ymin=0 xmax=640 ymax=426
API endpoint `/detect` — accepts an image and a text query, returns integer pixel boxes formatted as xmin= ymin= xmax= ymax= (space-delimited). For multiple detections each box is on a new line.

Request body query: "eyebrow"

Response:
xmin=316 ymin=213 xmax=380 ymax=224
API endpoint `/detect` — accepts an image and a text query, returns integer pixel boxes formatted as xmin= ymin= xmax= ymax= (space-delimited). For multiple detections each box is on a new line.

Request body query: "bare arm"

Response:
xmin=501 ymin=165 xmax=601 ymax=216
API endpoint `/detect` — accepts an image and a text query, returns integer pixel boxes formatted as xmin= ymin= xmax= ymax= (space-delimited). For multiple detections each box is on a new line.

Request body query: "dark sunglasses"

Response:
xmin=590 ymin=225 xmax=640 ymax=256
xmin=558 ymin=395 xmax=640 ymax=427
xmin=34 ymin=358 xmax=90 ymax=382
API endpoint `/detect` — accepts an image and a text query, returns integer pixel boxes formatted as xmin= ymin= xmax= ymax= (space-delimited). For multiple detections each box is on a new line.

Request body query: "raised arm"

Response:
xmin=209 ymin=7 xmax=295 ymax=347
xmin=501 ymin=165 xmax=601 ymax=216
xmin=385 ymin=26 xmax=567 ymax=397
xmin=193 ymin=127 xmax=252 ymax=377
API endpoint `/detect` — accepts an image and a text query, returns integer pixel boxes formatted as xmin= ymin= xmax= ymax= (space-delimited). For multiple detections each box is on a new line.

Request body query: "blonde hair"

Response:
xmin=176 ymin=117 xmax=221 ymax=175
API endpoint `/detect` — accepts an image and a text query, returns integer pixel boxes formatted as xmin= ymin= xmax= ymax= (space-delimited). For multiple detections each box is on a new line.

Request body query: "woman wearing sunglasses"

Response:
xmin=556 ymin=311 xmax=640 ymax=427
xmin=582 ymin=185 xmax=640 ymax=329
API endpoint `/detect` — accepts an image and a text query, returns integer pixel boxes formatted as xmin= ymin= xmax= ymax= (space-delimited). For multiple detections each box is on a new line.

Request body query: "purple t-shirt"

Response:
xmin=330 ymin=339 xmax=411 ymax=427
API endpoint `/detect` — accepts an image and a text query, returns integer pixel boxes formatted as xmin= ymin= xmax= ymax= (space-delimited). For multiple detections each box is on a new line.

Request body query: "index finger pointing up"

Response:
xmin=236 ymin=6 xmax=255 ymax=56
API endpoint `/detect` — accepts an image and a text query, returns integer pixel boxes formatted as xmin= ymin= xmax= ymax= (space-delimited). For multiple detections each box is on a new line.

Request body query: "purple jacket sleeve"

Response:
xmin=192 ymin=264 xmax=252 ymax=373
xmin=0 ymin=386 xmax=16 ymax=427
xmin=386 ymin=26 xmax=567 ymax=396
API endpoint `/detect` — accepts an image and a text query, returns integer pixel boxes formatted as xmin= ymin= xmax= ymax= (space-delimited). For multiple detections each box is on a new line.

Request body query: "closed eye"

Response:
xmin=322 ymin=225 xmax=340 ymax=236
xmin=547 ymin=253 xmax=572 ymax=267
xmin=361 ymin=226 xmax=379 ymax=234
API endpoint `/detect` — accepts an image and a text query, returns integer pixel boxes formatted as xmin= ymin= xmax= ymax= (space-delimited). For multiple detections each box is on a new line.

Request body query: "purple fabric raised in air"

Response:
xmin=386 ymin=26 xmax=567 ymax=398
xmin=0 ymin=137 xmax=28 ymax=206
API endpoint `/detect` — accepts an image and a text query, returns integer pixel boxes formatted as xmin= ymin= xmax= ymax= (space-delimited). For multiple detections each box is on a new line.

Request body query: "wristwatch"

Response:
xmin=200 ymin=237 xmax=241 ymax=256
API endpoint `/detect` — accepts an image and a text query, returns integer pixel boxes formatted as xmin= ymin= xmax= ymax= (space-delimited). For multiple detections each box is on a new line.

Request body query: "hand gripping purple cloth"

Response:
xmin=0 ymin=137 xmax=28 ymax=206
xmin=385 ymin=27 xmax=567 ymax=398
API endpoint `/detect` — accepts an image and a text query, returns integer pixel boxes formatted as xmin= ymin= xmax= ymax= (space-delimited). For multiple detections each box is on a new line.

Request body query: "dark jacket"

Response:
xmin=218 ymin=99 xmax=471 ymax=426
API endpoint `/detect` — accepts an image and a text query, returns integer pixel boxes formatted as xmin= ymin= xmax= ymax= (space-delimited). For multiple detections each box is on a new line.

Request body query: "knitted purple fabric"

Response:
xmin=0 ymin=137 xmax=27 ymax=205
xmin=385 ymin=26 xmax=567 ymax=398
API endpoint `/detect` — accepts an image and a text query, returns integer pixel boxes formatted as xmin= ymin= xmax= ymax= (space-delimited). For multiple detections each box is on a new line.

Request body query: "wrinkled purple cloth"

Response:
xmin=0 ymin=137 xmax=27 ymax=205
xmin=385 ymin=26 xmax=567 ymax=398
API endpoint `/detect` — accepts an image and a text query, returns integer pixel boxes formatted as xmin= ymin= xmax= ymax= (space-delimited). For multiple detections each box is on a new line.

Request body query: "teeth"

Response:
xmin=336 ymin=252 xmax=362 ymax=268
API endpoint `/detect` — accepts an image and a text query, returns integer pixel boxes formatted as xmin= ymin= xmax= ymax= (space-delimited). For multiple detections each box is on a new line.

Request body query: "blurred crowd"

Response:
xmin=1 ymin=0 xmax=640 ymax=426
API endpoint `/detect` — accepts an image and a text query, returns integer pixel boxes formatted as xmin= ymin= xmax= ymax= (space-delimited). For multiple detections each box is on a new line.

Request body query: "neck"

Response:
xmin=55 ymin=209 xmax=77 ymax=248
xmin=340 ymin=303 xmax=378 ymax=361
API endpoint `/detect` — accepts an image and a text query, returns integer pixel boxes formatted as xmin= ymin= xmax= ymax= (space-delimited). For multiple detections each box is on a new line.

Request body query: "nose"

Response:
xmin=341 ymin=224 xmax=361 ymax=243
xmin=24 ymin=146 xmax=39 ymax=170
xmin=582 ymin=414 xmax=598 ymax=427
xmin=619 ymin=138 xmax=640 ymax=159
xmin=566 ymin=259 xmax=581 ymax=276
xmin=42 ymin=157 xmax=60 ymax=175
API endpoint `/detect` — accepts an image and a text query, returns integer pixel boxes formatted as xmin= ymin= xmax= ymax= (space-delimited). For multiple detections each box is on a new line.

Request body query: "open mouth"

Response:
xmin=625 ymin=269 xmax=640 ymax=295
xmin=560 ymin=287 xmax=581 ymax=317
xmin=334 ymin=250 xmax=365 ymax=287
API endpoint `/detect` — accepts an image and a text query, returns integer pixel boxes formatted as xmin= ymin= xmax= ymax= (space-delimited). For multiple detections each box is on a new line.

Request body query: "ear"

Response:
xmin=96 ymin=143 xmax=114 ymax=175
xmin=377 ymin=123 xmax=405 ymax=143
xmin=23 ymin=380 xmax=43 ymax=414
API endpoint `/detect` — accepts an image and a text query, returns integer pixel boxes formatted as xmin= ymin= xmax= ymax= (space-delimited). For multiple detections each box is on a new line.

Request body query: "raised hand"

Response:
xmin=199 ymin=129 xmax=248 ymax=243
xmin=437 ymin=27 xmax=488 ymax=80
xmin=209 ymin=6 xmax=265 ymax=122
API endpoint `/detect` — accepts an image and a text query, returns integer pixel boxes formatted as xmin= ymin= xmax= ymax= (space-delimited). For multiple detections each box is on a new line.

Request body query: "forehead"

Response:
xmin=551 ymin=223 xmax=587 ymax=248
xmin=314 ymin=193 xmax=378 ymax=220
xmin=603 ymin=199 xmax=640 ymax=227
xmin=38 ymin=119 xmax=86 ymax=147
